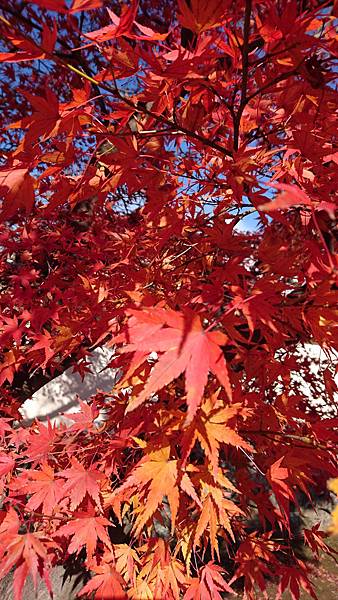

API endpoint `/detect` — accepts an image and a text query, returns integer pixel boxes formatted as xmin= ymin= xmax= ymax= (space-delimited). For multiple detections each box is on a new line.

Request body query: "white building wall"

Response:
xmin=20 ymin=346 xmax=115 ymax=423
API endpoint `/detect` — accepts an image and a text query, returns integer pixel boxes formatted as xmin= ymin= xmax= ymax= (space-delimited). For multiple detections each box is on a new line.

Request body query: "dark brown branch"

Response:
xmin=10 ymin=356 xmax=75 ymax=403
xmin=8 ymin=333 xmax=111 ymax=405
xmin=233 ymin=0 xmax=252 ymax=151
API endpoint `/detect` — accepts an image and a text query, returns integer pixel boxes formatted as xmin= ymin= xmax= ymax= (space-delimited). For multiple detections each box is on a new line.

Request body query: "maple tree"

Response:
xmin=0 ymin=0 xmax=337 ymax=598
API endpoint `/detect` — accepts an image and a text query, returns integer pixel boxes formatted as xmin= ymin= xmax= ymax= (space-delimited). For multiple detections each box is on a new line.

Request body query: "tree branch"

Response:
xmin=10 ymin=356 xmax=76 ymax=404
xmin=0 ymin=13 xmax=233 ymax=159
xmin=0 ymin=6 xmax=109 ymax=117
xmin=233 ymin=0 xmax=252 ymax=151
xmin=241 ymin=429 xmax=336 ymax=452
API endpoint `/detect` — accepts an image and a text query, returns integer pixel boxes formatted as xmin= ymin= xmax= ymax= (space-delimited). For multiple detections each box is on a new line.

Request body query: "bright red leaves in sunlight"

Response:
xmin=0 ymin=0 xmax=337 ymax=599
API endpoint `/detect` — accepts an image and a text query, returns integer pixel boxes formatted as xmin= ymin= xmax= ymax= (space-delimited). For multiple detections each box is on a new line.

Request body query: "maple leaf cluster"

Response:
xmin=0 ymin=1 xmax=337 ymax=599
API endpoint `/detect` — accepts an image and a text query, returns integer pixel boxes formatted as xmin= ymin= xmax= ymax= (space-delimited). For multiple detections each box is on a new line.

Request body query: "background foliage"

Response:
xmin=0 ymin=1 xmax=337 ymax=599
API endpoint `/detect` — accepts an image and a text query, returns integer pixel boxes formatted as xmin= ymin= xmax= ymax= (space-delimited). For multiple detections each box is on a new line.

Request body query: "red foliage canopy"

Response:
xmin=0 ymin=1 xmax=337 ymax=598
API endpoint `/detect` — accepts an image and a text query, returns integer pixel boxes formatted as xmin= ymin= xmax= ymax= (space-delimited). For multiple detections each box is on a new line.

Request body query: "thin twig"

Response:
xmin=245 ymin=68 xmax=300 ymax=103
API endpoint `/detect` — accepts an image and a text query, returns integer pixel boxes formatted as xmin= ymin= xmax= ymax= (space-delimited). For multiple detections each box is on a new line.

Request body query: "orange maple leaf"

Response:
xmin=327 ymin=478 xmax=338 ymax=534
xmin=70 ymin=0 xmax=103 ymax=12
xmin=191 ymin=467 xmax=242 ymax=555
xmin=111 ymin=445 xmax=180 ymax=536
xmin=181 ymin=400 xmax=253 ymax=472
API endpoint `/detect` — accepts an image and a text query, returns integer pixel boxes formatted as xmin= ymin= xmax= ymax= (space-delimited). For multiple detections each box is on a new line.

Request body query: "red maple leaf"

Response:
xmin=0 ymin=417 xmax=12 ymax=441
xmin=259 ymin=183 xmax=313 ymax=211
xmin=277 ymin=562 xmax=318 ymax=600
xmin=0 ymin=509 xmax=51 ymax=600
xmin=24 ymin=464 xmax=65 ymax=515
xmin=0 ymin=315 xmax=25 ymax=346
xmin=78 ymin=561 xmax=127 ymax=599
xmin=26 ymin=331 xmax=54 ymax=369
xmin=177 ymin=0 xmax=229 ymax=34
xmin=0 ymin=31 xmax=47 ymax=63
xmin=122 ymin=308 xmax=232 ymax=421
xmin=66 ymin=400 xmax=100 ymax=432
xmin=26 ymin=421 xmax=60 ymax=462
xmin=58 ymin=458 xmax=105 ymax=510
xmin=86 ymin=1 xmax=138 ymax=43
xmin=21 ymin=89 xmax=60 ymax=146
xmin=57 ymin=505 xmax=111 ymax=560
xmin=268 ymin=456 xmax=295 ymax=525
xmin=0 ymin=167 xmax=35 ymax=218
xmin=0 ymin=454 xmax=15 ymax=478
